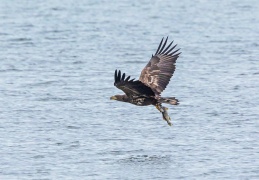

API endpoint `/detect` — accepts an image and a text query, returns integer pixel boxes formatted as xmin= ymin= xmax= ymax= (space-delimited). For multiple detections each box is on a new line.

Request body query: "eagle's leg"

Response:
xmin=155 ymin=103 xmax=172 ymax=126
xmin=155 ymin=103 xmax=164 ymax=112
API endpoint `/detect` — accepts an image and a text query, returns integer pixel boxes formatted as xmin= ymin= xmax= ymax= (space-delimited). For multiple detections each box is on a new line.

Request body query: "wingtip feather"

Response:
xmin=122 ymin=73 xmax=125 ymax=80
xmin=158 ymin=36 xmax=168 ymax=54
xmin=155 ymin=37 xmax=164 ymax=55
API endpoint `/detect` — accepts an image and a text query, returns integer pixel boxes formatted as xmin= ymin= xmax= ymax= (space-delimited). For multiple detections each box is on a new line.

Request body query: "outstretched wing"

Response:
xmin=139 ymin=37 xmax=181 ymax=95
xmin=114 ymin=70 xmax=154 ymax=97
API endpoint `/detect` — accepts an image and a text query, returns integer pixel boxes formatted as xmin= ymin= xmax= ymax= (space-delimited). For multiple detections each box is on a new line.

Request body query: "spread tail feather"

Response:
xmin=158 ymin=97 xmax=179 ymax=105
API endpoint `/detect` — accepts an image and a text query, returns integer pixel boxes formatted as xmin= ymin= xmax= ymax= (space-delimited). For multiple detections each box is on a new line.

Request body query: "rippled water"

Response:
xmin=0 ymin=0 xmax=259 ymax=179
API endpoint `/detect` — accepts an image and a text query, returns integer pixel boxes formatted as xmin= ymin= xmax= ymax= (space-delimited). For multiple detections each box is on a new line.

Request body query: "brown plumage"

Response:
xmin=110 ymin=37 xmax=181 ymax=126
xmin=139 ymin=37 xmax=180 ymax=95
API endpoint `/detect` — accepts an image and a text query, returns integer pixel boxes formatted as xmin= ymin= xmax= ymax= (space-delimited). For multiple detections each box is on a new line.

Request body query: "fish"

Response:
xmin=161 ymin=106 xmax=172 ymax=126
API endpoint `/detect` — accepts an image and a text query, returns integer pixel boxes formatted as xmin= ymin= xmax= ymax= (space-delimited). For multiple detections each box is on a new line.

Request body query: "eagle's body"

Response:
xmin=110 ymin=37 xmax=181 ymax=126
xmin=114 ymin=94 xmax=157 ymax=106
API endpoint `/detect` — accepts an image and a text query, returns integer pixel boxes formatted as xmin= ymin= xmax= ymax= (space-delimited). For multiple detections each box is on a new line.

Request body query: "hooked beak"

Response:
xmin=110 ymin=96 xmax=117 ymax=100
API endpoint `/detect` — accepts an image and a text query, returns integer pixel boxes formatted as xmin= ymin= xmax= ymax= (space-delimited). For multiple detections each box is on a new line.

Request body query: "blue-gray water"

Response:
xmin=0 ymin=0 xmax=259 ymax=179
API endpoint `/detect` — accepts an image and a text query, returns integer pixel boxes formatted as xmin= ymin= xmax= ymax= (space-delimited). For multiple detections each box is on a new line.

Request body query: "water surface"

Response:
xmin=0 ymin=0 xmax=259 ymax=179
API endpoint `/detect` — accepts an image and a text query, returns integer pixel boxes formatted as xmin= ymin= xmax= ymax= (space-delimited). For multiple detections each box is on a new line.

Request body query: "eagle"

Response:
xmin=110 ymin=37 xmax=181 ymax=126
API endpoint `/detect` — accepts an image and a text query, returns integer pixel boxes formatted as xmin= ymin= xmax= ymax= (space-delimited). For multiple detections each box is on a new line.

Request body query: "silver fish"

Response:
xmin=161 ymin=106 xmax=172 ymax=126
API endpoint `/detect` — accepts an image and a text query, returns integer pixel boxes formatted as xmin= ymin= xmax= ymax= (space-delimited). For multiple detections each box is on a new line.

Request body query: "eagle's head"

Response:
xmin=110 ymin=94 xmax=129 ymax=102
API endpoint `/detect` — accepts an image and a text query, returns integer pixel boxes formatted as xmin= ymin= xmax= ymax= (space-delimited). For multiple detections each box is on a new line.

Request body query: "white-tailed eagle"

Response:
xmin=110 ymin=37 xmax=181 ymax=126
